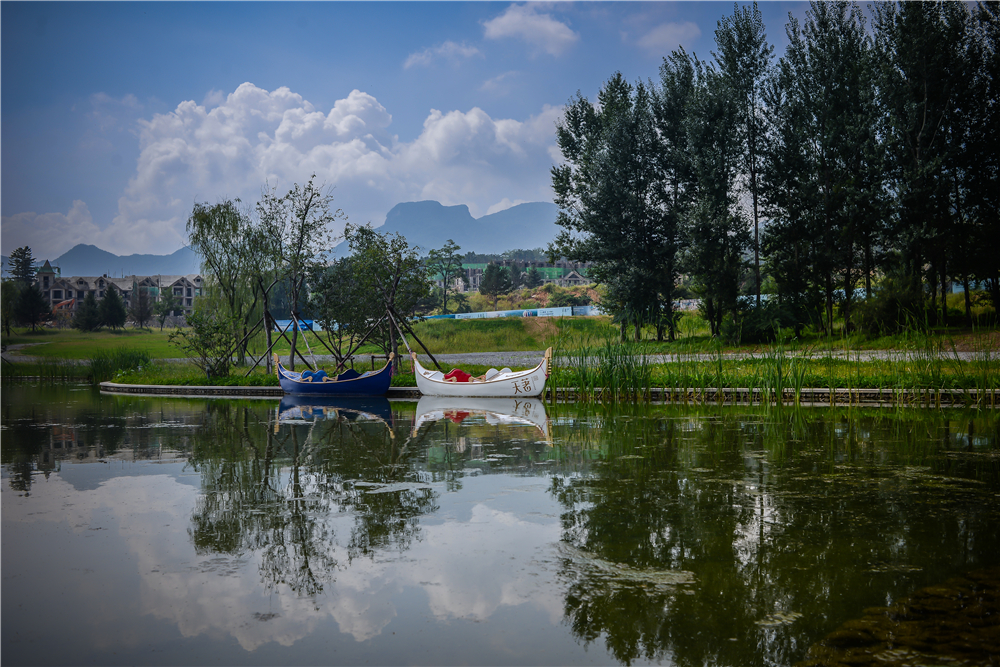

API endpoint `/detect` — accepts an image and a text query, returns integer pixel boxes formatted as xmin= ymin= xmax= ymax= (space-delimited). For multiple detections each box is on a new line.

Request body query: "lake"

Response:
xmin=2 ymin=384 xmax=998 ymax=666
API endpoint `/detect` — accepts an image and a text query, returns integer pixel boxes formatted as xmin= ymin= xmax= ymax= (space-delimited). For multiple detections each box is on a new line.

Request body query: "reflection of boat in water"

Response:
xmin=413 ymin=396 xmax=550 ymax=440
xmin=277 ymin=395 xmax=393 ymax=427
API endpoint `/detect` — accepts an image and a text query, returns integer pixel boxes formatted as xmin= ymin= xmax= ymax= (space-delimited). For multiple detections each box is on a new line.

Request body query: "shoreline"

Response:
xmin=96 ymin=381 xmax=996 ymax=407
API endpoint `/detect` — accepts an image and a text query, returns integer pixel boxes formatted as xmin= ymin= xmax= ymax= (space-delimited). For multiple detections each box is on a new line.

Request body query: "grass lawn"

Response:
xmin=4 ymin=315 xmax=997 ymax=392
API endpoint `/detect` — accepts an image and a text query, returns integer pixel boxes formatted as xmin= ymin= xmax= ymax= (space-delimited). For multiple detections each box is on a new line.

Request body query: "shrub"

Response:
xmin=854 ymin=276 xmax=925 ymax=335
xmin=723 ymin=300 xmax=796 ymax=344
xmin=169 ymin=310 xmax=238 ymax=378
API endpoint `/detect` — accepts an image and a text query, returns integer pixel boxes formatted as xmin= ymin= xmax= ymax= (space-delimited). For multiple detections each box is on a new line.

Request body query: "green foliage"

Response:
xmin=15 ymin=283 xmax=51 ymax=331
xmin=169 ymin=309 xmax=239 ymax=378
xmin=90 ymin=345 xmax=152 ymax=384
xmin=552 ymin=72 xmax=682 ymax=340
xmin=8 ymin=246 xmax=36 ymax=286
xmin=854 ymin=276 xmax=926 ymax=336
xmin=309 ymin=256 xmax=381 ymax=362
xmin=524 ymin=266 xmax=543 ymax=289
xmin=153 ymin=292 xmax=182 ymax=330
xmin=128 ymin=287 xmax=154 ymax=329
xmin=721 ymin=300 xmax=796 ymax=345
xmin=549 ymin=291 xmax=591 ymax=308
xmin=426 ymin=239 xmax=463 ymax=314
xmin=99 ymin=287 xmax=128 ymax=330
xmin=344 ymin=224 xmax=431 ymax=361
xmin=2 ymin=279 xmax=23 ymax=336
xmin=478 ymin=262 xmax=511 ymax=309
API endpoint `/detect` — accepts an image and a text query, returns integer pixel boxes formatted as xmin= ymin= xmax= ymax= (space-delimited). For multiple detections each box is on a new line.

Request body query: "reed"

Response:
xmin=555 ymin=335 xmax=653 ymax=403
xmin=89 ymin=345 xmax=153 ymax=385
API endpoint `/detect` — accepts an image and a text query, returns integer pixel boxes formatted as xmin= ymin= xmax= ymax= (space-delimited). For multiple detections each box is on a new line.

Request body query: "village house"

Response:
xmin=33 ymin=261 xmax=203 ymax=320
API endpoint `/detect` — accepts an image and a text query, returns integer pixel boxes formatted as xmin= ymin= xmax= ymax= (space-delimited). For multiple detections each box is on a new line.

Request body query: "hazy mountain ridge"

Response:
xmin=48 ymin=244 xmax=202 ymax=277
xmin=357 ymin=200 xmax=560 ymax=255
xmin=4 ymin=200 xmax=560 ymax=277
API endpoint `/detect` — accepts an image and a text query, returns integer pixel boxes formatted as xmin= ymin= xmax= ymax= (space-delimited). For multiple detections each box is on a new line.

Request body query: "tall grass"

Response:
xmin=556 ymin=336 xmax=653 ymax=403
xmin=89 ymin=345 xmax=153 ymax=385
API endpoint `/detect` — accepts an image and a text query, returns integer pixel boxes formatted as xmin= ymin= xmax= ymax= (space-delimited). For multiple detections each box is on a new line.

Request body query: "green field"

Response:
xmin=3 ymin=316 xmax=997 ymax=395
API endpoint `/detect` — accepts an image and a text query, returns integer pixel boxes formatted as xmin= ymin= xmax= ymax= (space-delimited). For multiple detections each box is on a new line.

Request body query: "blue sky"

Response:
xmin=1 ymin=1 xmax=810 ymax=260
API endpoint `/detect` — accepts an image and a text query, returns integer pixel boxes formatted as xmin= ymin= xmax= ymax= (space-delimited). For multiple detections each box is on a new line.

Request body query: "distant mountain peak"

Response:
xmin=374 ymin=200 xmax=558 ymax=254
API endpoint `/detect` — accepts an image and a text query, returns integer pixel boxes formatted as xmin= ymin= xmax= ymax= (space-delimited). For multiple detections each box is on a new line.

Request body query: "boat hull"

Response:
xmin=275 ymin=354 xmax=394 ymax=396
xmin=411 ymin=349 xmax=550 ymax=398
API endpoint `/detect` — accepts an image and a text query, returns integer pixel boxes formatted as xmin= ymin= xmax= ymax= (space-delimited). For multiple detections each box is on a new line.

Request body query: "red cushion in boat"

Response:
xmin=444 ymin=368 xmax=473 ymax=382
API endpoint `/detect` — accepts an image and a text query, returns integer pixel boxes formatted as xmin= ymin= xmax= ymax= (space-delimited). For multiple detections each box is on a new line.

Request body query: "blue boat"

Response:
xmin=274 ymin=353 xmax=394 ymax=396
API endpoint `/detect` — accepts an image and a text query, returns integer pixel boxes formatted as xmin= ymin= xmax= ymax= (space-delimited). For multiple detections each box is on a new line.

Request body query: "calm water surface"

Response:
xmin=2 ymin=384 xmax=998 ymax=666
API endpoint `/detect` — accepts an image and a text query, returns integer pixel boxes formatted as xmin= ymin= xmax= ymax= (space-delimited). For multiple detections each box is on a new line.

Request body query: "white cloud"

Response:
xmin=4 ymin=83 xmax=561 ymax=257
xmin=2 ymin=201 xmax=107 ymax=258
xmin=480 ymin=70 xmax=520 ymax=95
xmin=483 ymin=4 xmax=579 ymax=56
xmin=486 ymin=198 xmax=529 ymax=215
xmin=404 ymin=41 xmax=483 ymax=69
xmin=635 ymin=21 xmax=702 ymax=55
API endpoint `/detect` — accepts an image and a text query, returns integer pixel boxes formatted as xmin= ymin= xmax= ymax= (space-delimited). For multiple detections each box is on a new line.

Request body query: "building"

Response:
xmin=33 ymin=263 xmax=203 ymax=319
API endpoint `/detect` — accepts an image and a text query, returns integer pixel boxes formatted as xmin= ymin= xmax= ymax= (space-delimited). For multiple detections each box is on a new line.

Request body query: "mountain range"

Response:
xmin=371 ymin=200 xmax=560 ymax=255
xmin=3 ymin=200 xmax=560 ymax=278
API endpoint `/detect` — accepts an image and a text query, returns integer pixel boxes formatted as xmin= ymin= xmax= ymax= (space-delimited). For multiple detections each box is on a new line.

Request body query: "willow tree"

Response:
xmin=187 ymin=198 xmax=269 ymax=363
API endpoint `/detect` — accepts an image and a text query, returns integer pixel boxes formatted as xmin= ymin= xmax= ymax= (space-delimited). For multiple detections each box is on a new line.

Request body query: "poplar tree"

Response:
xmin=427 ymin=239 xmax=463 ymax=314
xmin=551 ymin=73 xmax=681 ymax=340
xmin=714 ymin=2 xmax=773 ymax=306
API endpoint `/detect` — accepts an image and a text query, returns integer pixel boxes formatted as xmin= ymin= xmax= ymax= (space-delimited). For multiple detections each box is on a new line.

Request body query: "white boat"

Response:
xmin=412 ymin=395 xmax=550 ymax=440
xmin=410 ymin=348 xmax=551 ymax=398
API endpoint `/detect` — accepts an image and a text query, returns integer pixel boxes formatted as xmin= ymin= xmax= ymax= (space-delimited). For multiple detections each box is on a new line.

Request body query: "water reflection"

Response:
xmin=547 ymin=404 xmax=1000 ymax=666
xmin=413 ymin=395 xmax=550 ymax=440
xmin=2 ymin=384 xmax=999 ymax=666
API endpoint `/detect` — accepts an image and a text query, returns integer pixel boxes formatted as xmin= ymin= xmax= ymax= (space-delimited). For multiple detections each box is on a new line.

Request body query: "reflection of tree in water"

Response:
xmin=186 ymin=402 xmax=438 ymax=598
xmin=550 ymin=405 xmax=1000 ymax=667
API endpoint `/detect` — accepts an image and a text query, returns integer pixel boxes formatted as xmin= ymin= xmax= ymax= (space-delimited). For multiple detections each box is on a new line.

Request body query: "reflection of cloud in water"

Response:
xmin=7 ymin=472 xmax=564 ymax=650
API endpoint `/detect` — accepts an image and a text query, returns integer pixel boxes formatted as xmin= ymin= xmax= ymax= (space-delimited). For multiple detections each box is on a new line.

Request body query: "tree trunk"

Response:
xmin=940 ymin=259 xmax=948 ymax=328
xmin=962 ymin=276 xmax=972 ymax=328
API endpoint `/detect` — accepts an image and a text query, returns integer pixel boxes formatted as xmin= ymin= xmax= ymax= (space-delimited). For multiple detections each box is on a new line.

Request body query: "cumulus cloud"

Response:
xmin=635 ymin=21 xmax=702 ymax=55
xmin=404 ymin=41 xmax=483 ymax=69
xmin=4 ymin=82 xmax=560 ymax=258
xmin=1 ymin=201 xmax=116 ymax=258
xmin=483 ymin=4 xmax=579 ymax=56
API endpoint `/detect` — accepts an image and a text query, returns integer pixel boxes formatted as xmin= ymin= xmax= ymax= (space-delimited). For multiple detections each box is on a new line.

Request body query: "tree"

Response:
xmin=344 ymin=224 xmax=430 ymax=369
xmin=73 ymin=292 xmax=102 ymax=331
xmin=169 ymin=308 xmax=238 ymax=379
xmin=478 ymin=262 xmax=511 ymax=310
xmin=426 ymin=240 xmax=463 ymax=314
xmin=309 ymin=256 xmax=381 ymax=369
xmin=257 ymin=176 xmax=345 ymax=370
xmin=99 ymin=287 xmax=127 ymax=330
xmin=551 ymin=73 xmax=683 ymax=340
xmin=874 ymin=1 xmax=971 ymax=324
xmin=713 ymin=2 xmax=774 ymax=306
xmin=2 ymin=280 xmax=22 ymax=336
xmin=14 ymin=284 xmax=50 ymax=331
xmin=153 ymin=292 xmax=182 ymax=331
xmin=128 ymin=287 xmax=154 ymax=330
xmin=187 ymin=199 xmax=272 ymax=363
xmin=524 ymin=266 xmax=543 ymax=289
xmin=681 ymin=62 xmax=749 ymax=338
xmin=8 ymin=246 xmax=36 ymax=286
xmin=762 ymin=1 xmax=883 ymax=335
